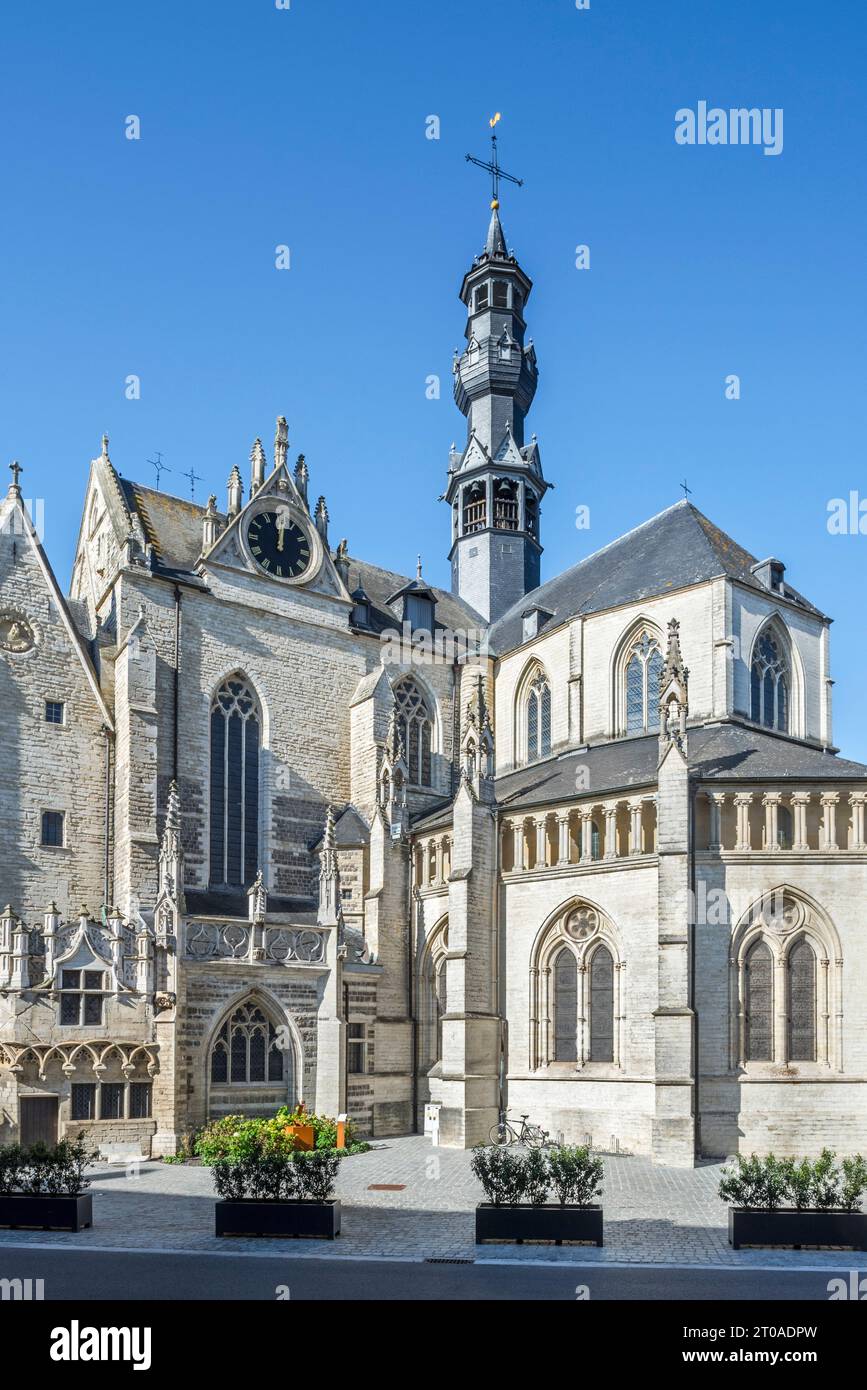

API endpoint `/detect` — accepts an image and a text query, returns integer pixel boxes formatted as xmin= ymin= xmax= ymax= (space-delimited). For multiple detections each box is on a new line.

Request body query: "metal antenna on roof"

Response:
xmin=181 ymin=466 xmax=202 ymax=500
xmin=680 ymin=479 xmax=692 ymax=500
xmin=148 ymin=452 xmax=171 ymax=491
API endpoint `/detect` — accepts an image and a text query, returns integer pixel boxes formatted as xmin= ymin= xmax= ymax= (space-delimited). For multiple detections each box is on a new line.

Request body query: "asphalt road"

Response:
xmin=0 ymin=1246 xmax=854 ymax=1301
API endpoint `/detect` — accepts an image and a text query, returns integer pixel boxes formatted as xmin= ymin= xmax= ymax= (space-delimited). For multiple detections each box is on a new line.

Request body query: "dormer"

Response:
xmin=521 ymin=604 xmax=553 ymax=643
xmin=752 ymin=556 xmax=786 ymax=596
xmin=387 ymin=567 xmax=437 ymax=636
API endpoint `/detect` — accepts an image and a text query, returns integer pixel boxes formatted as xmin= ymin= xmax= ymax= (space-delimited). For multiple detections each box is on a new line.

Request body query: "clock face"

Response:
xmin=246 ymin=508 xmax=312 ymax=580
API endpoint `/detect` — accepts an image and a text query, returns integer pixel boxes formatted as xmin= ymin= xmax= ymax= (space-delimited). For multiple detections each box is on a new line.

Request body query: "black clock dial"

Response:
xmin=247 ymin=509 xmax=312 ymax=579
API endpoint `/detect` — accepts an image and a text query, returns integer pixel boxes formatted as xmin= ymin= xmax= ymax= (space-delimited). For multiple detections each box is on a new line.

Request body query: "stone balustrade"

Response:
xmin=500 ymin=795 xmax=657 ymax=873
xmin=699 ymin=788 xmax=867 ymax=854
xmin=413 ymin=834 xmax=453 ymax=891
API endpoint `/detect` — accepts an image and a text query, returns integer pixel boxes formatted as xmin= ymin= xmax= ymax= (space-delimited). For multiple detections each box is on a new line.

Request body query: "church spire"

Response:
xmin=445 ymin=122 xmax=550 ymax=624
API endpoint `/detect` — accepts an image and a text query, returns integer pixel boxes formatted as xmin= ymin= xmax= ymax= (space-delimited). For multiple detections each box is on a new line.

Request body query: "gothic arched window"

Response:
xmin=526 ymin=670 xmax=552 ymax=763
xmin=210 ymin=1002 xmax=285 ymax=1085
xmin=625 ymin=632 xmax=664 ymax=734
xmin=394 ymin=678 xmax=433 ymax=787
xmin=209 ymin=676 xmax=260 ymax=888
xmin=553 ymin=948 xmax=578 ymax=1062
xmin=745 ymin=940 xmax=774 ymax=1061
xmin=750 ymin=628 xmax=790 ymax=732
xmin=589 ymin=946 xmax=614 ymax=1062
xmin=787 ymin=939 xmax=816 ymax=1062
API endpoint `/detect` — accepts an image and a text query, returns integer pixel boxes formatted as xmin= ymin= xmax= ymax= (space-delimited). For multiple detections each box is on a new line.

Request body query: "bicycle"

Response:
xmin=488 ymin=1113 xmax=551 ymax=1148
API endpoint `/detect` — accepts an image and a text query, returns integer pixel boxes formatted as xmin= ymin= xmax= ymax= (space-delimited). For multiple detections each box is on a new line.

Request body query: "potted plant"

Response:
xmin=0 ymin=1137 xmax=95 ymax=1232
xmin=279 ymin=1104 xmax=315 ymax=1152
xmin=472 ymin=1143 xmax=604 ymax=1246
xmin=722 ymin=1150 xmax=867 ymax=1251
xmin=214 ymin=1144 xmax=342 ymax=1238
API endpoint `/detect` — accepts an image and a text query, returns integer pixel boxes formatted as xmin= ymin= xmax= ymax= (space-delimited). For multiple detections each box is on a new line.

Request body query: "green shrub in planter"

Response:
xmin=294 ymin=1150 xmax=341 ymax=1203
xmin=0 ymin=1145 xmax=26 ymax=1196
xmin=840 ymin=1155 xmax=867 ymax=1212
xmin=523 ymin=1147 xmax=550 ymax=1206
xmin=718 ymin=1153 xmax=789 ymax=1210
xmin=470 ymin=1145 xmax=530 ymax=1206
xmin=547 ymin=1145 xmax=605 ymax=1207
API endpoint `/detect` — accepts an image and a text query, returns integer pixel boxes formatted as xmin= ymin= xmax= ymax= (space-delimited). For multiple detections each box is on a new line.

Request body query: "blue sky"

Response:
xmin=1 ymin=1 xmax=866 ymax=755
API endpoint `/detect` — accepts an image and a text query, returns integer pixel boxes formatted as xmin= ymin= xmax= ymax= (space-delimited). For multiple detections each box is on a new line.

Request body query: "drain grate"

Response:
xmin=367 ymin=1183 xmax=406 ymax=1191
xmin=425 ymin=1257 xmax=475 ymax=1265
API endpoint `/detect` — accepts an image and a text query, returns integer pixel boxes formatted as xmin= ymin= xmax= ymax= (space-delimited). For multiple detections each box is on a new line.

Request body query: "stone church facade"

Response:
xmin=1 ymin=201 xmax=865 ymax=1166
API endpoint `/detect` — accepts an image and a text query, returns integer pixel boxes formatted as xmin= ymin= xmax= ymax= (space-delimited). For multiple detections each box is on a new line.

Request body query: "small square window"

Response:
xmin=61 ymin=970 xmax=81 ymax=990
xmin=45 ymin=701 xmax=65 ymax=725
xmin=100 ymin=1083 xmax=125 ymax=1120
xmin=41 ymin=810 xmax=65 ymax=847
xmin=129 ymin=1083 xmax=152 ymax=1119
xmin=83 ymin=971 xmax=103 ymax=991
xmin=71 ymin=1084 xmax=96 ymax=1120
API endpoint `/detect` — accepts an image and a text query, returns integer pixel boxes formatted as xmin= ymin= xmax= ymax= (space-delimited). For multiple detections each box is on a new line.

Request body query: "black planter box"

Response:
xmin=475 ymin=1203 xmax=603 ymax=1246
xmin=729 ymin=1207 xmax=867 ymax=1251
xmin=0 ymin=1192 xmax=93 ymax=1232
xmin=215 ymin=1198 xmax=341 ymax=1239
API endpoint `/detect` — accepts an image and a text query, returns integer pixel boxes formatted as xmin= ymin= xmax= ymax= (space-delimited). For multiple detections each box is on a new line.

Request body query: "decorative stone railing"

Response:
xmin=698 ymin=788 xmax=867 ymax=854
xmin=183 ymin=920 xmax=328 ymax=966
xmin=501 ymin=795 xmax=658 ymax=873
xmin=0 ymin=1041 xmax=159 ymax=1079
xmin=413 ymin=836 xmax=454 ymax=891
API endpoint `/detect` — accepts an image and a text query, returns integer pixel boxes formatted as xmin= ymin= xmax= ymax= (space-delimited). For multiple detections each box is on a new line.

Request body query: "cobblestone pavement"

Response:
xmin=0 ymin=1136 xmax=864 ymax=1272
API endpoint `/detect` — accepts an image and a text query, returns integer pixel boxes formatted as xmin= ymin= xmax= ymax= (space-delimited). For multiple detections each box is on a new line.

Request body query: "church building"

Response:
xmin=1 ymin=189 xmax=865 ymax=1167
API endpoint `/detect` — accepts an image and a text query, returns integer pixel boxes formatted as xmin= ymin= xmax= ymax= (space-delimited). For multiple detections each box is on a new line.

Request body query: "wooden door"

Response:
xmin=19 ymin=1097 xmax=59 ymax=1147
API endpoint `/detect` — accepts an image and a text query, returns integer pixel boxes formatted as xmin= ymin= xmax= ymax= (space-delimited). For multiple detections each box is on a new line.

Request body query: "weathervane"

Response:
xmin=181 ymin=466 xmax=202 ymax=500
xmin=148 ymin=452 xmax=171 ymax=491
xmin=465 ymin=112 xmax=523 ymax=209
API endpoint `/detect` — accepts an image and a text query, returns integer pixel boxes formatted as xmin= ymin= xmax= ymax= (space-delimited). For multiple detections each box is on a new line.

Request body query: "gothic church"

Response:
xmin=1 ymin=195 xmax=865 ymax=1166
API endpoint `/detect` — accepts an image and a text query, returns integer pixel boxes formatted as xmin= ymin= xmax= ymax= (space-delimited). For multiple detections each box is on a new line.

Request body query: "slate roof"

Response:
xmin=310 ymin=804 xmax=370 ymax=851
xmin=487 ymin=501 xmax=825 ymax=656
xmin=117 ymin=479 xmax=210 ymax=574
xmin=412 ymin=721 xmax=867 ymax=824
xmin=113 ymin=476 xmax=484 ymax=631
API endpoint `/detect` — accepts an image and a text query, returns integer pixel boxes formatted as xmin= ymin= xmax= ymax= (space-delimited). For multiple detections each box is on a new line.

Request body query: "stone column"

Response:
xmin=535 ymin=817 xmax=547 ymax=869
xmin=820 ymin=792 xmax=840 ymax=851
xmin=791 ymin=791 xmax=810 ymax=852
xmin=580 ymin=810 xmax=593 ymax=862
xmin=734 ymin=793 xmax=753 ymax=851
xmin=604 ymin=804 xmax=617 ymax=859
xmin=43 ymin=903 xmax=61 ymax=980
xmin=708 ymin=792 xmax=726 ymax=851
xmin=762 ymin=792 xmax=781 ymax=852
xmin=557 ymin=813 xmax=570 ymax=865
xmin=435 ymin=839 xmax=444 ymax=885
xmin=773 ymin=949 xmax=787 ymax=1064
xmin=850 ymin=793 xmax=867 ymax=851
xmin=513 ymin=820 xmax=525 ymax=872
xmin=627 ymin=799 xmax=643 ymax=856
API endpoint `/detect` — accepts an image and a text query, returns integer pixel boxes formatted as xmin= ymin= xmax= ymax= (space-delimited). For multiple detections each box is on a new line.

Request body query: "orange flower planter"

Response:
xmin=283 ymin=1124 xmax=315 ymax=1152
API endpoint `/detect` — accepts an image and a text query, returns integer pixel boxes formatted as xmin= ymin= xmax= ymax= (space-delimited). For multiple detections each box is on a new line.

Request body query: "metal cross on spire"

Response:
xmin=181 ymin=466 xmax=202 ymax=500
xmin=680 ymin=479 xmax=693 ymax=500
xmin=465 ymin=113 xmax=523 ymax=207
xmin=9 ymin=461 xmax=23 ymax=491
xmin=148 ymin=452 xmax=170 ymax=491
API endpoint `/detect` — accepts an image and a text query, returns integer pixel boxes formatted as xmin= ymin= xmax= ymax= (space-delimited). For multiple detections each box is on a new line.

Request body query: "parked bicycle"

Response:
xmin=488 ymin=1113 xmax=552 ymax=1148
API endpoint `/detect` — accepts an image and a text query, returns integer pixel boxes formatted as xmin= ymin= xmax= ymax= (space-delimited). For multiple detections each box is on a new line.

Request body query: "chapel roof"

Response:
xmin=486 ymin=500 xmax=826 ymax=656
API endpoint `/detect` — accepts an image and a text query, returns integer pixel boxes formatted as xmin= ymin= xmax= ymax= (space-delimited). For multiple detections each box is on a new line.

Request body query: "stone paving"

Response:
xmin=0 ymin=1136 xmax=864 ymax=1271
